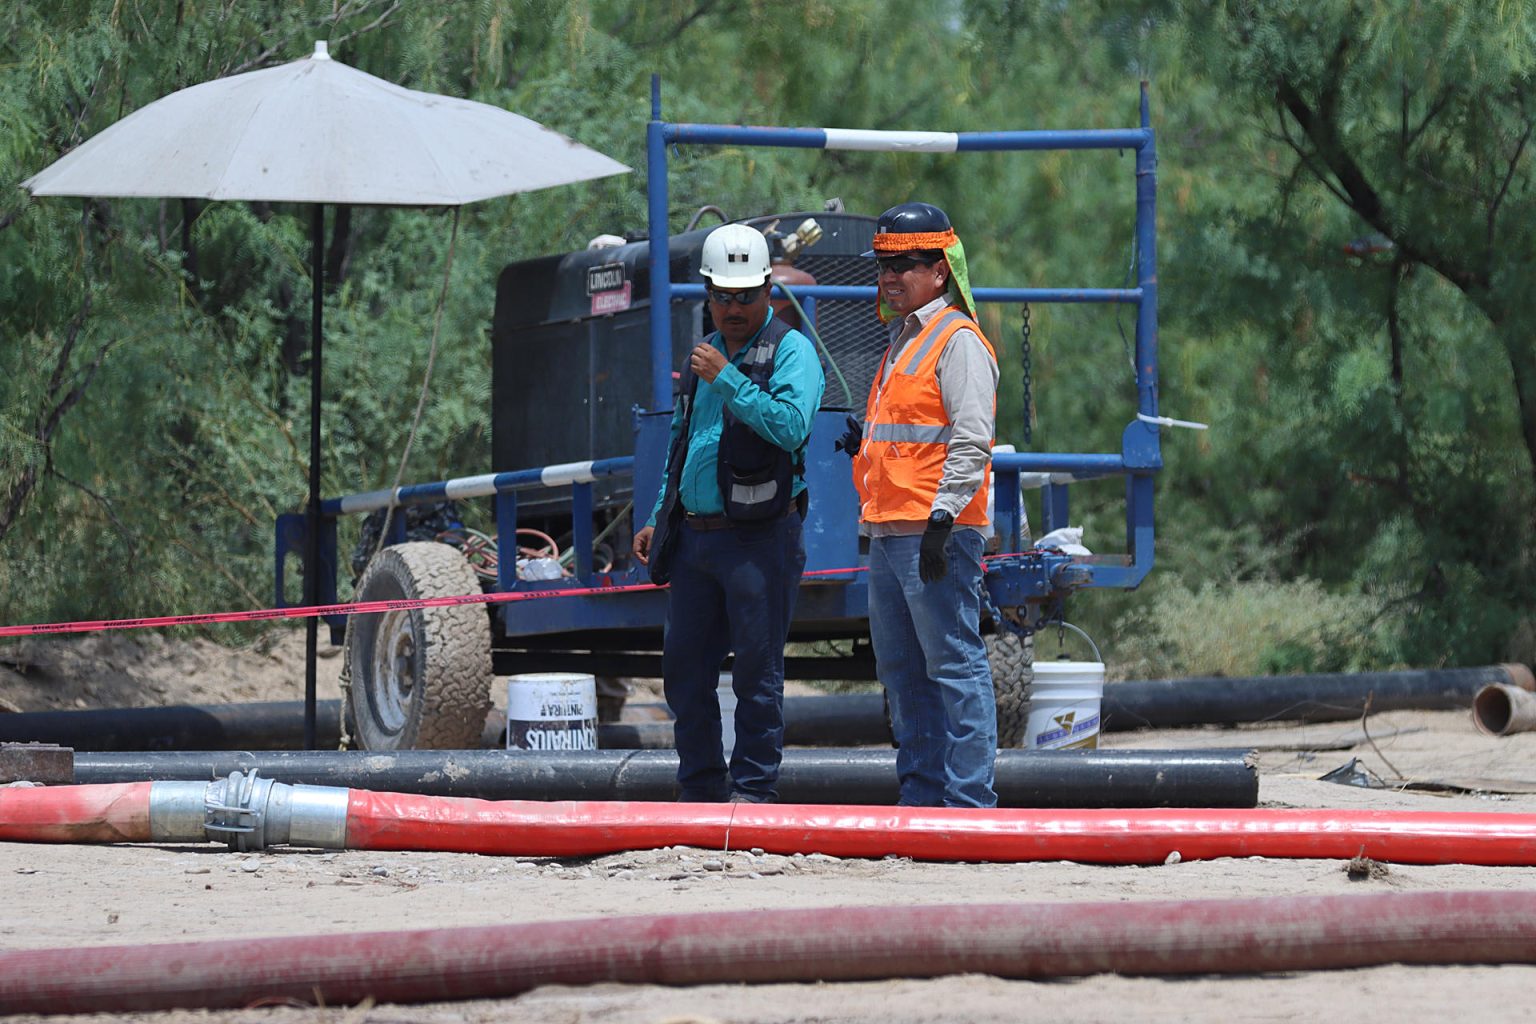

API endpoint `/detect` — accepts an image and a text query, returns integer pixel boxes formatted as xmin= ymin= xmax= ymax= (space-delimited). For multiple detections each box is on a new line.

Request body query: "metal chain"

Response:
xmin=1020 ymin=303 xmax=1033 ymax=445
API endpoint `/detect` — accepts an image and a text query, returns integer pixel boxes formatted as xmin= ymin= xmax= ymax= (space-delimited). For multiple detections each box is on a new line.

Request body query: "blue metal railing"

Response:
xmin=318 ymin=457 xmax=635 ymax=593
xmin=646 ymin=78 xmax=1161 ymax=589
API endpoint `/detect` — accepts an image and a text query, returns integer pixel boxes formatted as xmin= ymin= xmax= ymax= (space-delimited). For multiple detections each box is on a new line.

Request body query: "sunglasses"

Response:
xmin=706 ymin=285 xmax=766 ymax=306
xmin=876 ymin=255 xmax=937 ymax=275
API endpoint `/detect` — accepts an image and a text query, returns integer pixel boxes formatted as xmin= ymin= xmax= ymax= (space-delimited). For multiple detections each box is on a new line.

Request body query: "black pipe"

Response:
xmin=0 ymin=701 xmax=345 ymax=752
xmin=70 ymin=748 xmax=1258 ymax=808
xmin=639 ymin=664 xmax=1531 ymax=738
xmin=784 ymin=693 xmax=890 ymax=744
xmin=0 ymin=696 xmax=884 ymax=753
xmin=1099 ymin=664 xmax=1532 ymax=731
xmin=601 ymin=694 xmax=890 ymax=748
xmin=10 ymin=662 xmax=1522 ymax=754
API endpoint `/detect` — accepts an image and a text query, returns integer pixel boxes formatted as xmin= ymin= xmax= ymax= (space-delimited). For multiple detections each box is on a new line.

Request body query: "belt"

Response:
xmin=683 ymin=504 xmax=797 ymax=531
xmin=682 ymin=513 xmax=734 ymax=531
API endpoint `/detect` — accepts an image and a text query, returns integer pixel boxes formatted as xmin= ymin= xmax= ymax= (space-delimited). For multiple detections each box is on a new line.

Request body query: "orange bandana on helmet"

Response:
xmin=873 ymin=228 xmax=977 ymax=324
xmin=871 ymin=228 xmax=959 ymax=254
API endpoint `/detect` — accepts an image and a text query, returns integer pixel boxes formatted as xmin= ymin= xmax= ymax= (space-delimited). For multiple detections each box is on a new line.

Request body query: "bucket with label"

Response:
xmin=1025 ymin=660 xmax=1106 ymax=750
xmin=506 ymin=672 xmax=598 ymax=752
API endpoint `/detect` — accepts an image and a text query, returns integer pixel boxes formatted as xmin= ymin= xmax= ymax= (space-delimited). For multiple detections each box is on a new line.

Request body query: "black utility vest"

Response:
xmin=707 ymin=316 xmax=800 ymax=522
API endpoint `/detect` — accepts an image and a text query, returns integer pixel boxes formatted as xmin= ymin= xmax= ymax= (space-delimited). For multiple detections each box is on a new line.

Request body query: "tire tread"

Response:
xmin=347 ymin=542 xmax=491 ymax=750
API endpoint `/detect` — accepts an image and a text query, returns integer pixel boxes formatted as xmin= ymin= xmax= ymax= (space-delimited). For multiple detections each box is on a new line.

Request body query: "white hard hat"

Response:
xmin=699 ymin=224 xmax=771 ymax=288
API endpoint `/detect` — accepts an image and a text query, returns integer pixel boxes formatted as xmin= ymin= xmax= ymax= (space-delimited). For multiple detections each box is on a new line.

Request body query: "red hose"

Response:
xmin=346 ymin=791 xmax=1536 ymax=866
xmin=0 ymin=781 xmax=150 ymax=843
xmin=5 ymin=784 xmax=1536 ymax=866
xmin=2 ymin=891 xmax=1534 ymax=1014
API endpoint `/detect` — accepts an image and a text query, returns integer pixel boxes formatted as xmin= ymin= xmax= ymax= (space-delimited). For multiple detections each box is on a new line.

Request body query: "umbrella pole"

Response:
xmin=303 ymin=204 xmax=326 ymax=750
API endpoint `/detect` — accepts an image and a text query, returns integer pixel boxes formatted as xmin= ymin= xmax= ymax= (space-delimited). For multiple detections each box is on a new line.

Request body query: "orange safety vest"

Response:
xmin=854 ymin=306 xmax=997 ymax=526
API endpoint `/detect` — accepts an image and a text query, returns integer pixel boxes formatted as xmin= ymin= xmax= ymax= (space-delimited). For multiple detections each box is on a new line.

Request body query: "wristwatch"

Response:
xmin=927 ymin=509 xmax=954 ymax=528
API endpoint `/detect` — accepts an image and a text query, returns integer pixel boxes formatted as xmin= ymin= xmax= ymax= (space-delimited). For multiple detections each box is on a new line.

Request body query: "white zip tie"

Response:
xmin=1138 ymin=412 xmax=1209 ymax=431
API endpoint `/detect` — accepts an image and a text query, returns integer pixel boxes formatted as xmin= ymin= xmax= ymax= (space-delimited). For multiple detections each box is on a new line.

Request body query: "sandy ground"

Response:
xmin=5 ymin=632 xmax=1536 ymax=1022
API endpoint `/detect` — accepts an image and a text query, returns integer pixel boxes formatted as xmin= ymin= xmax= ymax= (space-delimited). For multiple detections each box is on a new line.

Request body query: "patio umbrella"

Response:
xmin=22 ymin=41 xmax=629 ymax=747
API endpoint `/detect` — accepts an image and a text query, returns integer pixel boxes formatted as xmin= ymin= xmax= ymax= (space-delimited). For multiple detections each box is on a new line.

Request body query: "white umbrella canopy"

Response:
xmin=22 ymin=41 xmax=630 ymax=748
xmin=22 ymin=41 xmax=629 ymax=201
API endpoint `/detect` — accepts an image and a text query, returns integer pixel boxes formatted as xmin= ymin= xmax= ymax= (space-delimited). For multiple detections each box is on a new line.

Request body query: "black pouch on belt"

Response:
xmin=648 ymin=373 xmax=698 ymax=586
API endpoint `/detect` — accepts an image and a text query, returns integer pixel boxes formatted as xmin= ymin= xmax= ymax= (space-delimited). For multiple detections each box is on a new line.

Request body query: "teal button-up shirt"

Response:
xmin=648 ymin=309 xmax=825 ymax=524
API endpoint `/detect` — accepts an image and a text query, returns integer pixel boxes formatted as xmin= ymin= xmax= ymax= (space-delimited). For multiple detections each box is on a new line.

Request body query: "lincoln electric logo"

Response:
xmin=586 ymin=263 xmax=625 ymax=294
xmin=586 ymin=262 xmax=631 ymax=315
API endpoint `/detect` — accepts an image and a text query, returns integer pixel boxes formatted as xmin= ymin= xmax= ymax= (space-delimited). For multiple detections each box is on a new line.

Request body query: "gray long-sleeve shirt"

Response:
xmin=864 ymin=295 xmax=999 ymax=538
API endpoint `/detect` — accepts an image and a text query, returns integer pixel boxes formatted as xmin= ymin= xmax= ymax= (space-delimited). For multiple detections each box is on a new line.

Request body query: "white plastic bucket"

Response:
xmin=1025 ymin=660 xmax=1106 ymax=750
xmin=506 ymin=672 xmax=598 ymax=751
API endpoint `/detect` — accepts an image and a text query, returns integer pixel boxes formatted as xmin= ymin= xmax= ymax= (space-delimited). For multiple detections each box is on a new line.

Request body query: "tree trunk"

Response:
xmin=1494 ymin=320 xmax=1536 ymax=510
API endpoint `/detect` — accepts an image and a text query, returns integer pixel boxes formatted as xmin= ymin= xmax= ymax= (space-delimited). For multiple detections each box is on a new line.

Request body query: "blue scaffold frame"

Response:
xmin=645 ymin=77 xmax=1161 ymax=606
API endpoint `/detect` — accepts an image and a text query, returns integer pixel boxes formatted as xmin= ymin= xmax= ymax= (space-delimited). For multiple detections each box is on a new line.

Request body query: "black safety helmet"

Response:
xmin=862 ymin=201 xmax=953 ymax=257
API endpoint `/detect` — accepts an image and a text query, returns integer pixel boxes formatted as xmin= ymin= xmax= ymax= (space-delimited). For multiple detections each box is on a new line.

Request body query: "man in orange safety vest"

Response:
xmin=840 ymin=201 xmax=1001 ymax=807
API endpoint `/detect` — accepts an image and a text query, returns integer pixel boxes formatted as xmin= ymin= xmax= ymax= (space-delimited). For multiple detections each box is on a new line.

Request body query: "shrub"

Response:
xmin=1108 ymin=575 xmax=1401 ymax=681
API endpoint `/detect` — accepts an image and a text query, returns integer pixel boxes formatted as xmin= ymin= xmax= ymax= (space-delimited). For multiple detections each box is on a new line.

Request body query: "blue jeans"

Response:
xmin=868 ymin=530 xmax=997 ymax=807
xmin=662 ymin=513 xmax=805 ymax=801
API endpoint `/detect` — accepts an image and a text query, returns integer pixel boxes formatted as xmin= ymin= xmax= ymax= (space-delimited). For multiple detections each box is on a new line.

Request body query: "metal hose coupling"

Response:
xmin=147 ymin=770 xmax=350 ymax=851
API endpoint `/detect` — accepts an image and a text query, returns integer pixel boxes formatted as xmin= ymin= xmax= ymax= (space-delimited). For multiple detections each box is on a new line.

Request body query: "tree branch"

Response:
xmin=1271 ymin=96 xmax=1352 ymax=208
xmin=0 ymin=294 xmax=112 ymax=543
xmin=1486 ymin=118 xmax=1532 ymax=258
xmin=1403 ymin=86 xmax=1456 ymax=154
xmin=1275 ymin=76 xmax=1482 ymax=293
xmin=630 ymin=0 xmax=721 ymax=51
xmin=49 ymin=467 xmax=137 ymax=561
xmin=224 ymin=0 xmax=404 ymax=75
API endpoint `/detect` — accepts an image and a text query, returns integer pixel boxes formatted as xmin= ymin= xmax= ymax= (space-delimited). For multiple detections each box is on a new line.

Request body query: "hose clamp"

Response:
xmin=204 ymin=769 xmax=276 ymax=851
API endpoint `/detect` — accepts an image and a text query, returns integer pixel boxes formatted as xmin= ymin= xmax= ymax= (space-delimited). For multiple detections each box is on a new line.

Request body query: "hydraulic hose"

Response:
xmin=66 ymin=747 xmax=1260 ymax=808
xmin=3 ymin=775 xmax=1536 ymax=864
xmin=776 ymin=280 xmax=853 ymax=407
xmin=1 ymin=891 xmax=1535 ymax=1014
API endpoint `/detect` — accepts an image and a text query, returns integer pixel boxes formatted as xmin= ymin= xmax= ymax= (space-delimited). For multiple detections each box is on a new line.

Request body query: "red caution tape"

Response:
xmin=0 ymin=566 xmax=868 ymax=639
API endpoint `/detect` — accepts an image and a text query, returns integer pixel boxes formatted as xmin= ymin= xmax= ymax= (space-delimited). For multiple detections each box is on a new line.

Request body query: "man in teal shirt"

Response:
xmin=633 ymin=223 xmax=825 ymax=802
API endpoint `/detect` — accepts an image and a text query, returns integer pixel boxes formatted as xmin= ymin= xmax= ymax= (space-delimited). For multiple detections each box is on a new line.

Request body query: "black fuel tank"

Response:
xmin=490 ymin=213 xmax=883 ymax=511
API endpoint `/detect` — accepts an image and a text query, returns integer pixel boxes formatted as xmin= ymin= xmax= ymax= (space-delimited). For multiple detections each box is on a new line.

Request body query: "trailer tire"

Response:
xmin=989 ymin=629 xmax=1034 ymax=748
xmin=347 ymin=542 xmax=492 ymax=750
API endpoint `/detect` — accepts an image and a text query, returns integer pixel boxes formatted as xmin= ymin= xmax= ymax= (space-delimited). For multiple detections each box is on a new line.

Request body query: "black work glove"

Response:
xmin=834 ymin=414 xmax=863 ymax=459
xmin=918 ymin=509 xmax=955 ymax=583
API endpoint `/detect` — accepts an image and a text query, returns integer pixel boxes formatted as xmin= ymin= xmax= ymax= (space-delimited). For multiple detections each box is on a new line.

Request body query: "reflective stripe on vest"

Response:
xmin=716 ymin=316 xmax=799 ymax=522
xmin=854 ymin=307 xmax=996 ymax=526
xmin=868 ymin=423 xmax=954 ymax=444
xmin=897 ymin=310 xmax=970 ymax=376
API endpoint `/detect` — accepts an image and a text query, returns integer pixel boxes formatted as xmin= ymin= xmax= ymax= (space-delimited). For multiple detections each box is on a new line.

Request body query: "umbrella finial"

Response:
xmin=313 ymin=40 xmax=331 ymax=61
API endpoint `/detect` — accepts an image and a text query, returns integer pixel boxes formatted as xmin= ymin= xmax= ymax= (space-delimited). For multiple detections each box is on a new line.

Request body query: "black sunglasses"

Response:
xmin=876 ymin=255 xmax=938 ymax=275
xmin=706 ymin=284 xmax=766 ymax=306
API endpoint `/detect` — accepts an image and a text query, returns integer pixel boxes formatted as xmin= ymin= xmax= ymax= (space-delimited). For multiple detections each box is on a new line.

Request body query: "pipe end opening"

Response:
xmin=1473 ymin=684 xmax=1514 ymax=736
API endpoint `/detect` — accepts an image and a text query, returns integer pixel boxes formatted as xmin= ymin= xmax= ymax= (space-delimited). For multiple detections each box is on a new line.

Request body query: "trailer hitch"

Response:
xmin=982 ymin=549 xmax=1089 ymax=611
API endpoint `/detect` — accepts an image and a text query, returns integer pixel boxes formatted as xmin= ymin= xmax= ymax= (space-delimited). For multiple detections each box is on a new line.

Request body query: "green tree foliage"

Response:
xmin=963 ymin=0 xmax=1536 ymax=670
xmin=0 ymin=0 xmax=990 ymax=629
xmin=1 ymin=0 xmax=1531 ymax=672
